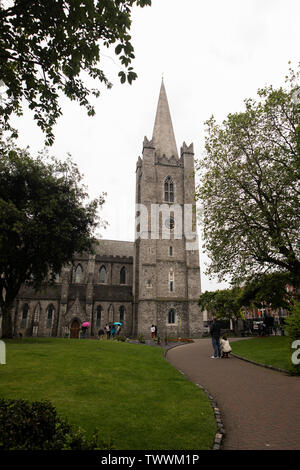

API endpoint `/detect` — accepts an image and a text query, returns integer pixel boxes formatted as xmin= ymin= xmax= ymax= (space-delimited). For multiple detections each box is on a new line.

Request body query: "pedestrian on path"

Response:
xmin=210 ymin=317 xmax=221 ymax=358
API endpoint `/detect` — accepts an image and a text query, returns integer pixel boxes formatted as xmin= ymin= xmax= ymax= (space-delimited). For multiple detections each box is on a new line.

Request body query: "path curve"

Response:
xmin=166 ymin=339 xmax=300 ymax=450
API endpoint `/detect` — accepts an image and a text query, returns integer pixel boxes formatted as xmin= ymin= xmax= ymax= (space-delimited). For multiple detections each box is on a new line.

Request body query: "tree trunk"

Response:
xmin=1 ymin=303 xmax=13 ymax=339
xmin=292 ymin=261 xmax=300 ymax=289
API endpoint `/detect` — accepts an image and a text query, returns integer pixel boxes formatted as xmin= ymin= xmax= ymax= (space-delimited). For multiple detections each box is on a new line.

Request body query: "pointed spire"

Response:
xmin=152 ymin=79 xmax=179 ymax=159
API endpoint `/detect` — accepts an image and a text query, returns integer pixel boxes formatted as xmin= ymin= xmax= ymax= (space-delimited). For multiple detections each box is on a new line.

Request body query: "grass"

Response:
xmin=0 ymin=338 xmax=216 ymax=450
xmin=231 ymin=336 xmax=294 ymax=372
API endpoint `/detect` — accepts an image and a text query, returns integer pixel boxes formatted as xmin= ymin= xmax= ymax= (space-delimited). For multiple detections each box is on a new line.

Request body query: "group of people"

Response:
xmin=245 ymin=316 xmax=286 ymax=337
xmin=98 ymin=323 xmax=122 ymax=340
xmin=210 ymin=317 xmax=232 ymax=358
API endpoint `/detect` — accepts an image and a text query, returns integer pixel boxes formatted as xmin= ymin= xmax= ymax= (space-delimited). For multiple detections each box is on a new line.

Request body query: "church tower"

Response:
xmin=133 ymin=80 xmax=202 ymax=338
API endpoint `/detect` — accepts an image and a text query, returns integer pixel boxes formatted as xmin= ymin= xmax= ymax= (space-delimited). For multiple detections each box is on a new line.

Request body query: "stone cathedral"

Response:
xmin=12 ymin=80 xmax=203 ymax=339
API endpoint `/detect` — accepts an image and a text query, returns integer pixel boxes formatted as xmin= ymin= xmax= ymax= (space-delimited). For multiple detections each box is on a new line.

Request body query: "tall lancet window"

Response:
xmin=96 ymin=305 xmax=102 ymax=327
xmin=168 ymin=309 xmax=176 ymax=324
xmin=46 ymin=304 xmax=54 ymax=329
xmin=164 ymin=176 xmax=174 ymax=203
xmin=169 ymin=269 xmax=174 ymax=292
xmin=99 ymin=265 xmax=106 ymax=284
xmin=21 ymin=303 xmax=29 ymax=329
xmin=75 ymin=264 xmax=83 ymax=283
xmin=120 ymin=267 xmax=126 ymax=285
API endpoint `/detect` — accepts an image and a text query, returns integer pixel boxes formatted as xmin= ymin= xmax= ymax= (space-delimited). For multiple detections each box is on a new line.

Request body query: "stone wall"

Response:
xmin=13 ymin=245 xmax=134 ymax=339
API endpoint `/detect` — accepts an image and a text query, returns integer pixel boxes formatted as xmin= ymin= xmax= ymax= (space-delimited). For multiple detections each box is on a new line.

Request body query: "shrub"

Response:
xmin=0 ymin=399 xmax=113 ymax=450
xmin=115 ymin=335 xmax=127 ymax=342
xmin=138 ymin=334 xmax=145 ymax=344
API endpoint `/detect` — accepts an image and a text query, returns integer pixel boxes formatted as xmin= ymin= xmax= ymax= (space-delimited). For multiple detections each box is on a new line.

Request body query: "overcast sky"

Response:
xmin=12 ymin=0 xmax=300 ymax=292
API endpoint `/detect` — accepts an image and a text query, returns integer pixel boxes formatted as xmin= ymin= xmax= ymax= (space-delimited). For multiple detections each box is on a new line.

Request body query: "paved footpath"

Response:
xmin=166 ymin=339 xmax=300 ymax=450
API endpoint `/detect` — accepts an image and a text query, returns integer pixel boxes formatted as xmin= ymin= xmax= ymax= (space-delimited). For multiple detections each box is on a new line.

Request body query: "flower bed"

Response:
xmin=168 ymin=338 xmax=194 ymax=343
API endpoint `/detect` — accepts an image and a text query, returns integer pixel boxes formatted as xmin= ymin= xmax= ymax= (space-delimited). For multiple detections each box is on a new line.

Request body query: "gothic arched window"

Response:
xmin=46 ymin=304 xmax=54 ymax=329
xmin=75 ymin=264 xmax=83 ymax=283
xmin=168 ymin=309 xmax=176 ymax=324
xmin=120 ymin=267 xmax=126 ymax=285
xmin=164 ymin=176 xmax=174 ymax=203
xmin=21 ymin=303 xmax=29 ymax=328
xmin=96 ymin=305 xmax=102 ymax=327
xmin=99 ymin=265 xmax=106 ymax=284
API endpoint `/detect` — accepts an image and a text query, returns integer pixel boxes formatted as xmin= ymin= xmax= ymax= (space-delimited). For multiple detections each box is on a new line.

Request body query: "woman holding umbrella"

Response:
xmin=110 ymin=324 xmax=116 ymax=339
xmin=81 ymin=321 xmax=90 ymax=339
xmin=114 ymin=322 xmax=123 ymax=336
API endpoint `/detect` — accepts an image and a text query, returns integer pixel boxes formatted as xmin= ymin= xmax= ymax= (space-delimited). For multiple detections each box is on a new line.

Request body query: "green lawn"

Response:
xmin=0 ymin=338 xmax=216 ymax=450
xmin=231 ymin=336 xmax=294 ymax=372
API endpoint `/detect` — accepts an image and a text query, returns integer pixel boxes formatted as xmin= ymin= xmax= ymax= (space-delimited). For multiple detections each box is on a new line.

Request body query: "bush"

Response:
xmin=115 ymin=335 xmax=127 ymax=342
xmin=284 ymin=302 xmax=300 ymax=340
xmin=0 ymin=399 xmax=113 ymax=450
xmin=138 ymin=334 xmax=145 ymax=344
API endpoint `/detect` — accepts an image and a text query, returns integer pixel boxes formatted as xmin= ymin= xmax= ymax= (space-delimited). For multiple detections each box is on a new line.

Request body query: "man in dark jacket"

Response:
xmin=210 ymin=317 xmax=221 ymax=358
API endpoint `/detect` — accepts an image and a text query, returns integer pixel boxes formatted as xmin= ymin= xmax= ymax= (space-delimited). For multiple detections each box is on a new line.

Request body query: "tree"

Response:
xmin=196 ymin=64 xmax=300 ymax=286
xmin=0 ymin=141 xmax=105 ymax=338
xmin=0 ymin=0 xmax=151 ymax=145
xmin=199 ymin=288 xmax=242 ymax=321
xmin=239 ymin=272 xmax=295 ymax=313
xmin=284 ymin=301 xmax=300 ymax=341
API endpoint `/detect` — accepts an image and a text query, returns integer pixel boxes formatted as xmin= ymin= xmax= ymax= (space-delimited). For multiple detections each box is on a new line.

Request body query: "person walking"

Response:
xmin=105 ymin=323 xmax=111 ymax=340
xmin=210 ymin=317 xmax=221 ymax=358
xmin=110 ymin=324 xmax=116 ymax=339
xmin=279 ymin=316 xmax=286 ymax=336
xmin=151 ymin=324 xmax=156 ymax=339
xmin=98 ymin=329 xmax=105 ymax=340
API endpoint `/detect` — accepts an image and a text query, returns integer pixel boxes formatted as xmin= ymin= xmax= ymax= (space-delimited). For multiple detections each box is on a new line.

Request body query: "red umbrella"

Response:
xmin=81 ymin=322 xmax=90 ymax=327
